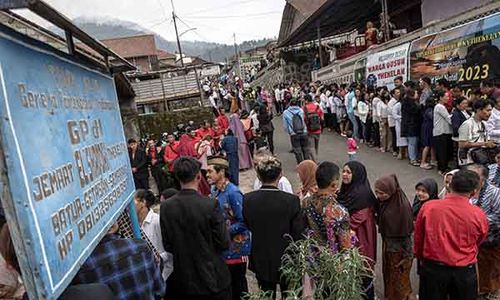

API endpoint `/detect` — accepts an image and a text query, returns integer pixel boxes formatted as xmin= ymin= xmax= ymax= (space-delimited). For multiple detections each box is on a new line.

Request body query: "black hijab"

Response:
xmin=338 ymin=161 xmax=377 ymax=214
xmin=412 ymin=178 xmax=439 ymax=219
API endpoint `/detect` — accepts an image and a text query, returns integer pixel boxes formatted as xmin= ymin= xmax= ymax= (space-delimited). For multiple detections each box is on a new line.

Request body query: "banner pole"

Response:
xmin=127 ymin=201 xmax=142 ymax=239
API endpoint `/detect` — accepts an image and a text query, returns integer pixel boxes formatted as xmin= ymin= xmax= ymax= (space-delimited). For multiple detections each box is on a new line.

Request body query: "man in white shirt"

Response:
xmin=274 ymin=84 xmax=284 ymax=115
xmin=458 ymin=99 xmax=496 ymax=165
xmin=387 ymin=90 xmax=399 ymax=155
xmin=208 ymin=93 xmax=218 ymax=116
xmin=371 ymin=87 xmax=383 ymax=147
xmin=377 ymin=95 xmax=390 ymax=152
xmin=134 ymin=189 xmax=173 ymax=281
xmin=252 ymin=149 xmax=294 ymax=194
xmin=486 ymin=96 xmax=500 ymax=142
xmin=253 ymin=176 xmax=294 ymax=194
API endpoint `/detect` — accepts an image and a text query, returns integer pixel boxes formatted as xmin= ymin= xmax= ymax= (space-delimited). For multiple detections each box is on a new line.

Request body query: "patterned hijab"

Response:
xmin=375 ymin=174 xmax=413 ymax=238
xmin=338 ymin=161 xmax=377 ymax=214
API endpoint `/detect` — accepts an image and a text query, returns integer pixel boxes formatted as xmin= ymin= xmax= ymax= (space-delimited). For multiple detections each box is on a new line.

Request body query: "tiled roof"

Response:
xmin=101 ymin=34 xmax=157 ymax=58
xmin=157 ymin=49 xmax=176 ymax=59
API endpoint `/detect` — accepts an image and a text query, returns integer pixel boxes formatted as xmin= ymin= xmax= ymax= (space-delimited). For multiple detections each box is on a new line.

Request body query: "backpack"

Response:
xmin=291 ymin=112 xmax=305 ymax=134
xmin=305 ymin=105 xmax=322 ymax=131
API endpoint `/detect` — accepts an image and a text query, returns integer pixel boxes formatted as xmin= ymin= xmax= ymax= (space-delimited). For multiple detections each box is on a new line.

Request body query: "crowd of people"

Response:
xmin=275 ymin=77 xmax=500 ymax=176
xmin=126 ymin=73 xmax=500 ymax=300
xmin=1 ymin=65 xmax=500 ymax=300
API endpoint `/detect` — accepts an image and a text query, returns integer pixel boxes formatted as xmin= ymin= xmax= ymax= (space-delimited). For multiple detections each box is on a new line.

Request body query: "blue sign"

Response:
xmin=0 ymin=26 xmax=135 ymax=298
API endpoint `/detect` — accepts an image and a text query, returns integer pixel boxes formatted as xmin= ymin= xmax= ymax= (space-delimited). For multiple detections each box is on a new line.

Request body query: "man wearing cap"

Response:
xmin=207 ymin=157 xmax=251 ymax=300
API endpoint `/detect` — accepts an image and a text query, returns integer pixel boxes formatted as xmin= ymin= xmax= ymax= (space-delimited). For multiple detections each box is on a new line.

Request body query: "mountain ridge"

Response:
xmin=57 ymin=17 xmax=275 ymax=63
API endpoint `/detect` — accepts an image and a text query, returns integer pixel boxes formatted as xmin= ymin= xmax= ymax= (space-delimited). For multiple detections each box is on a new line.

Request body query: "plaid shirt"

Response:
xmin=73 ymin=234 xmax=165 ymax=300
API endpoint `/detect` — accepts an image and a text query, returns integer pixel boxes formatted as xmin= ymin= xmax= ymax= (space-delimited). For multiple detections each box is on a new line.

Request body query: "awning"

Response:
xmin=278 ymin=0 xmax=382 ymax=47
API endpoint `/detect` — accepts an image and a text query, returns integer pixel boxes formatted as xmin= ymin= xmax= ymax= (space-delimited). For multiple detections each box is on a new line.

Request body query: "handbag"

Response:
xmin=469 ymin=122 xmax=499 ymax=165
xmin=470 ymin=145 xmax=499 ymax=165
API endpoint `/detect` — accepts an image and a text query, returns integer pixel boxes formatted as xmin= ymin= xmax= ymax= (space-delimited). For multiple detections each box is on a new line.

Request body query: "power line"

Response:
xmin=148 ymin=17 xmax=173 ymax=29
xmin=155 ymin=0 xmax=169 ymax=20
xmin=174 ymin=16 xmax=214 ymax=43
xmin=176 ymin=16 xmax=273 ymax=43
xmin=182 ymin=11 xmax=281 ymax=20
xmin=183 ymin=0 xmax=266 ymax=17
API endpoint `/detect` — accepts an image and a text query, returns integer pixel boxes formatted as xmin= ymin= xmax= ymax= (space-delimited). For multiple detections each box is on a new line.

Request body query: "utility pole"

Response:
xmin=171 ymin=0 xmax=184 ymax=67
xmin=316 ymin=21 xmax=323 ymax=68
xmin=233 ymin=33 xmax=241 ymax=77
xmin=381 ymin=0 xmax=390 ymax=42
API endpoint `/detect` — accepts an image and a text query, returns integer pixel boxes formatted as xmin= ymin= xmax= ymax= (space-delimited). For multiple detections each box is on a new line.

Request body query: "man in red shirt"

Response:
xmin=196 ymin=121 xmax=215 ymax=140
xmin=163 ymin=134 xmax=179 ymax=172
xmin=414 ymin=169 xmax=488 ymax=300
xmin=303 ymin=94 xmax=324 ymax=160
xmin=216 ymin=108 xmax=230 ymax=131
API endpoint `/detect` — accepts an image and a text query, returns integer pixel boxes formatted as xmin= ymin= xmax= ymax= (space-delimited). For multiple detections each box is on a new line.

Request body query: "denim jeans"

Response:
xmin=347 ymin=112 xmax=359 ymax=140
xmin=407 ymin=136 xmax=419 ymax=161
xmin=348 ymin=153 xmax=357 ymax=161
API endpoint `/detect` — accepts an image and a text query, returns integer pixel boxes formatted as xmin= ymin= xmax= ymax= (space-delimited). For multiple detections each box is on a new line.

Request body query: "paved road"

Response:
xmin=241 ymin=117 xmax=443 ymax=298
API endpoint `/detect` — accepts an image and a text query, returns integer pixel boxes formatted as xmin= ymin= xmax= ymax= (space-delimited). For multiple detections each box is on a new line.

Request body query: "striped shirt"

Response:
xmin=472 ymin=183 xmax=500 ymax=246
xmin=488 ymin=164 xmax=500 ymax=187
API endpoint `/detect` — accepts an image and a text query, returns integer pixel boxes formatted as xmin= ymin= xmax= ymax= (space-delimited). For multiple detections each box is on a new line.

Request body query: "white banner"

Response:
xmin=366 ymin=43 xmax=410 ymax=90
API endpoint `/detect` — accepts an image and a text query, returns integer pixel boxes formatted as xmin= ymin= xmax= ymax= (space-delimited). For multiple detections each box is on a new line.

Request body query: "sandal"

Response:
xmin=420 ymin=164 xmax=433 ymax=170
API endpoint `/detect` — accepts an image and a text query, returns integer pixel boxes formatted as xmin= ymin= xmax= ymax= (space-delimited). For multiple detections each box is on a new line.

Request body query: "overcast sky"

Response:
xmin=27 ymin=0 xmax=285 ymax=44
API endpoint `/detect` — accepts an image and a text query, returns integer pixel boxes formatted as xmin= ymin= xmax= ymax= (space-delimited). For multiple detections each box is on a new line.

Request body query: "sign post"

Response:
xmin=0 ymin=24 xmax=136 ymax=299
xmin=365 ymin=43 xmax=410 ymax=90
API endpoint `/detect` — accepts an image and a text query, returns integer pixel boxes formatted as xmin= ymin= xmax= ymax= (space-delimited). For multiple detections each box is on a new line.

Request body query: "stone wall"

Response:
xmin=136 ymin=107 xmax=214 ymax=138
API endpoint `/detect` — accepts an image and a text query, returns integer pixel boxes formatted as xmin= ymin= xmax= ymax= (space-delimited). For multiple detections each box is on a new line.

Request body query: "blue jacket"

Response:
xmin=212 ymin=182 xmax=251 ymax=260
xmin=283 ymin=106 xmax=307 ymax=135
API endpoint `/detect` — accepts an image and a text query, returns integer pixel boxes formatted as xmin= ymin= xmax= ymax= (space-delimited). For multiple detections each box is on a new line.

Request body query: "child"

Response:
xmin=196 ymin=135 xmax=213 ymax=178
xmin=346 ymin=130 xmax=358 ymax=161
xmin=412 ymin=178 xmax=438 ymax=219
xmin=412 ymin=177 xmax=438 ymax=275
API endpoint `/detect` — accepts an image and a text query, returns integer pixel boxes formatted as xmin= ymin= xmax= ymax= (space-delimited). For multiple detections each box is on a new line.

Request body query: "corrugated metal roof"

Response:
xmin=278 ymin=0 xmax=382 ymax=47
xmin=278 ymin=0 xmax=327 ymax=43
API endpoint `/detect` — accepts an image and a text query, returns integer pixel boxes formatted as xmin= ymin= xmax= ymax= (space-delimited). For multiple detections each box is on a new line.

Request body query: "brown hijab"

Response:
xmin=374 ymin=174 xmax=413 ymax=238
xmin=297 ymin=160 xmax=318 ymax=195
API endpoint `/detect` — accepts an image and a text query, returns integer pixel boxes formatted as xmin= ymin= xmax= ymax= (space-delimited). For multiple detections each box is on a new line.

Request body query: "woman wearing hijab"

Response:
xmin=374 ymin=174 xmax=414 ymax=300
xmin=229 ymin=112 xmax=254 ymax=170
xmin=338 ymin=161 xmax=377 ymax=300
xmin=412 ymin=178 xmax=439 ymax=219
xmin=296 ymin=160 xmax=318 ymax=206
